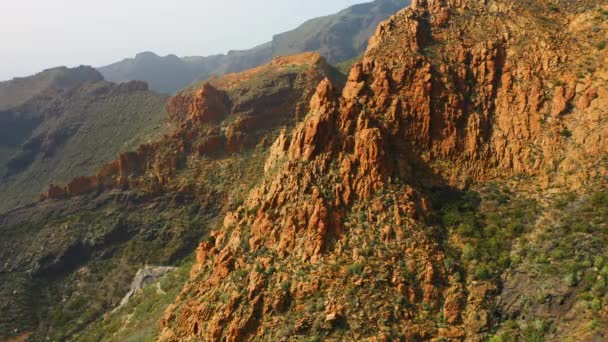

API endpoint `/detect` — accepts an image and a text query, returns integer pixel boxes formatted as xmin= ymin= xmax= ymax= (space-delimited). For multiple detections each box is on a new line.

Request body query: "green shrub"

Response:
xmin=550 ymin=248 xmax=566 ymax=260
xmin=474 ymin=265 xmax=493 ymax=280
xmin=402 ymin=268 xmax=416 ymax=283
xmin=496 ymin=193 xmax=511 ymax=204
xmin=554 ymin=192 xmax=577 ymax=209
xmin=594 ymin=256 xmax=606 ymax=269
xmin=444 ymin=257 xmax=456 ymax=272
xmin=280 ymin=281 xmax=291 ymax=292
xmin=458 ymin=222 xmax=476 ymax=236
xmin=565 ymin=273 xmax=578 ymax=287
xmin=265 ymin=266 xmax=275 ymax=276
xmin=536 ymin=252 xmax=548 ymax=264
xmin=591 ymin=298 xmax=602 ymax=311
xmin=522 ymin=320 xmax=548 ymax=342
xmin=497 ymin=253 xmax=512 ymax=268
xmin=489 ymin=332 xmax=517 ymax=342
xmin=442 ymin=210 xmax=464 ymax=227
xmin=462 ymin=244 xmax=477 ymax=260
xmin=218 ymin=292 xmax=231 ymax=304
xmin=507 ymin=222 xmax=525 ymax=235
xmin=347 ymin=262 xmax=364 ymax=275
xmin=504 ymin=320 xmax=519 ymax=330
xmin=233 ymin=268 xmax=249 ymax=280
xmin=591 ymin=191 xmax=608 ymax=206
xmin=592 ymin=278 xmax=606 ymax=295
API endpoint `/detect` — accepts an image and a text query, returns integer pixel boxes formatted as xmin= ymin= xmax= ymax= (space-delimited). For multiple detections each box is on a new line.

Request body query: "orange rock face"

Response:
xmin=36 ymin=0 xmax=608 ymax=340
xmin=167 ymin=83 xmax=229 ymax=124
xmin=158 ymin=0 xmax=607 ymax=341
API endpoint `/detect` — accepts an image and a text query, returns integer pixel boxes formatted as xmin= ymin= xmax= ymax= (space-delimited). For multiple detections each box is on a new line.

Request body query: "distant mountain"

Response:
xmin=97 ymin=52 xmax=225 ymax=95
xmin=0 ymin=66 xmax=168 ymax=213
xmin=98 ymin=0 xmax=411 ymax=94
xmin=0 ymin=66 xmax=103 ymax=110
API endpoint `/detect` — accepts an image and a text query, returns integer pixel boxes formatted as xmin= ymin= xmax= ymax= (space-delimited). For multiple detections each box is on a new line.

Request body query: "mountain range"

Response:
xmin=98 ymin=0 xmax=410 ymax=94
xmin=0 ymin=0 xmax=409 ymax=216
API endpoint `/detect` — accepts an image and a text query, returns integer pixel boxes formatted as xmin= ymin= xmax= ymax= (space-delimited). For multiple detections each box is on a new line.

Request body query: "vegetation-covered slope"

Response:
xmin=0 ymin=66 xmax=103 ymax=111
xmin=98 ymin=0 xmax=410 ymax=94
xmin=0 ymin=68 xmax=169 ymax=213
xmin=0 ymin=53 xmax=345 ymax=341
xmin=0 ymin=190 xmax=213 ymax=341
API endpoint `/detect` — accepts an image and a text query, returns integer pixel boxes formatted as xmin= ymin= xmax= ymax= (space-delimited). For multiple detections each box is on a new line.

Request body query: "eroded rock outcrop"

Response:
xmin=167 ymin=83 xmax=229 ymax=124
xmin=41 ymin=53 xmax=336 ymax=200
xmin=115 ymin=266 xmax=178 ymax=311
xmin=159 ymin=0 xmax=607 ymax=341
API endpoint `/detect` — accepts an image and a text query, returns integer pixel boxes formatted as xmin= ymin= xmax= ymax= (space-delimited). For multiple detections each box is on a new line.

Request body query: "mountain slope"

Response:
xmin=98 ymin=0 xmax=410 ymax=94
xmin=97 ymin=52 xmax=226 ymax=95
xmin=155 ymin=0 xmax=608 ymax=340
xmin=0 ymin=66 xmax=168 ymax=213
xmin=0 ymin=66 xmax=103 ymax=111
xmin=271 ymin=0 xmax=407 ymax=62
xmin=1 ymin=0 xmax=607 ymax=341
xmin=0 ymin=53 xmax=344 ymax=341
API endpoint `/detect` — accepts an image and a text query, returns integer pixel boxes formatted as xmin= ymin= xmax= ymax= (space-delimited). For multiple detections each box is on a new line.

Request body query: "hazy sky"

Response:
xmin=0 ymin=0 xmax=369 ymax=81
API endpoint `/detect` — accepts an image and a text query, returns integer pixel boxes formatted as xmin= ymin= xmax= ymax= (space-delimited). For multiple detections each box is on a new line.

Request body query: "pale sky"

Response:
xmin=0 ymin=0 xmax=369 ymax=81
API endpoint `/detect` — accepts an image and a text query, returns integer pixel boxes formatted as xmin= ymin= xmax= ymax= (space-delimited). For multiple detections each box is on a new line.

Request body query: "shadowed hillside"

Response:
xmin=0 ymin=67 xmax=168 ymax=213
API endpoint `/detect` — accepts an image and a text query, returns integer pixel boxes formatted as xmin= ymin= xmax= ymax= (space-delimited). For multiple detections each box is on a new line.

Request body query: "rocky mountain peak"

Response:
xmin=135 ymin=51 xmax=160 ymax=59
xmin=156 ymin=0 xmax=608 ymax=340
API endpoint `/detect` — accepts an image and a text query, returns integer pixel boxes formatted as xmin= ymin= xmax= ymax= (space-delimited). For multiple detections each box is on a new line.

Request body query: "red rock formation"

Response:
xmin=35 ymin=2 xmax=608 ymax=339
xmin=167 ymin=83 xmax=229 ymax=124
xmin=159 ymin=0 xmax=608 ymax=340
xmin=66 ymin=176 xmax=99 ymax=195
xmin=41 ymin=53 xmax=335 ymax=200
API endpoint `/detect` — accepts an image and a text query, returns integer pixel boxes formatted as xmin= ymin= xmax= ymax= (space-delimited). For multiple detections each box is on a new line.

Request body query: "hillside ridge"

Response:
xmin=98 ymin=0 xmax=411 ymax=94
xmin=156 ymin=0 xmax=608 ymax=340
xmin=0 ymin=66 xmax=168 ymax=213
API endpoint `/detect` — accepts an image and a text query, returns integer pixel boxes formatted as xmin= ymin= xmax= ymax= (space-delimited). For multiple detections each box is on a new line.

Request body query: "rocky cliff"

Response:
xmin=42 ymin=53 xmax=341 ymax=202
xmin=3 ymin=0 xmax=607 ymax=340
xmin=157 ymin=0 xmax=608 ymax=341
xmin=0 ymin=53 xmax=346 ymax=340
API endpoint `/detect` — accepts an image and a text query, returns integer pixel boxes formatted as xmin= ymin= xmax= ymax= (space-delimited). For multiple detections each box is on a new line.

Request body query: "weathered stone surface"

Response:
xmin=158 ymin=0 xmax=608 ymax=340
xmin=115 ymin=266 xmax=178 ymax=310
